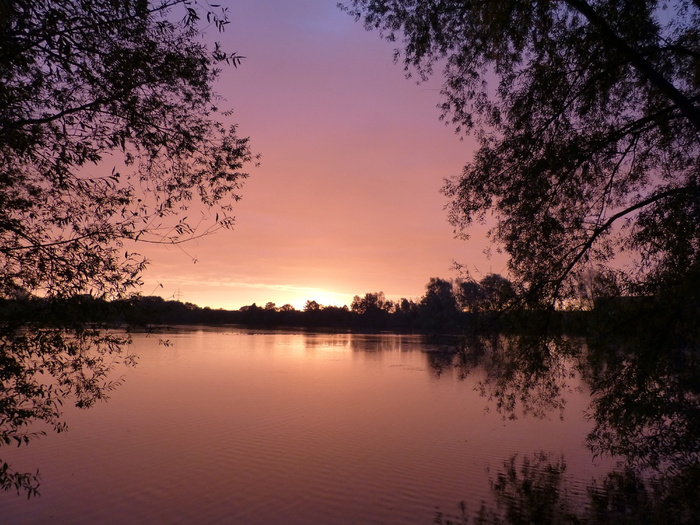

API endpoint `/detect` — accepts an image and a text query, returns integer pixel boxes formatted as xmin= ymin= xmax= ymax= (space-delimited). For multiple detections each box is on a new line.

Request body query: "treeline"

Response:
xmin=1 ymin=274 xmax=627 ymax=335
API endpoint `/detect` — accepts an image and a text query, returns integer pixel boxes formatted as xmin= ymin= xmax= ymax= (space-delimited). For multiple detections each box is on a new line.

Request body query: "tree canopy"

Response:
xmin=1 ymin=0 xmax=254 ymax=301
xmin=342 ymin=0 xmax=700 ymax=307
xmin=0 ymin=0 xmax=253 ymax=495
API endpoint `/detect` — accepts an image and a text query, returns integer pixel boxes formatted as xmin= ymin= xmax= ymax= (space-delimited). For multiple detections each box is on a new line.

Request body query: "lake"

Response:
xmin=0 ymin=327 xmax=635 ymax=523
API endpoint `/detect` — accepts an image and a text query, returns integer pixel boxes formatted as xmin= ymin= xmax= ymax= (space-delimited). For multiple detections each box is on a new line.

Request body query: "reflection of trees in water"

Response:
xmin=448 ymin=333 xmax=582 ymax=420
xmin=428 ymin=318 xmax=700 ymax=523
xmin=435 ymin=452 xmax=700 ymax=525
xmin=1 ymin=302 xmax=135 ymax=496
xmin=436 ymin=453 xmax=575 ymax=525
xmin=585 ymin=333 xmax=700 ymax=472
xmin=345 ymin=333 xmax=433 ymax=354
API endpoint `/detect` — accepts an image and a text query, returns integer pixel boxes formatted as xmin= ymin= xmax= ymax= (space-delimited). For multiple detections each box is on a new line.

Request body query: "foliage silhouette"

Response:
xmin=342 ymin=0 xmax=700 ymax=309
xmin=457 ymin=274 xmax=517 ymax=313
xmin=1 ymin=0 xmax=253 ymax=496
xmin=429 ymin=306 xmax=700 ymax=522
xmin=0 ymin=298 xmax=137 ymax=496
xmin=435 ymin=452 xmax=700 ymax=524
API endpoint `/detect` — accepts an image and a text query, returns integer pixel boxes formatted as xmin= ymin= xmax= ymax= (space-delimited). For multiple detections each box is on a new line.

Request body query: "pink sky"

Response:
xmin=136 ymin=0 xmax=508 ymax=310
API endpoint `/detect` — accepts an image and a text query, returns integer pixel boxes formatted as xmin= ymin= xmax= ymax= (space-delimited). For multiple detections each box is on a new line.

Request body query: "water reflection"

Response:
xmin=0 ymin=318 xmax=135 ymax=496
xmin=435 ymin=452 xmax=700 ymax=524
xmin=430 ymin=321 xmax=700 ymax=523
xmin=585 ymin=332 xmax=700 ymax=472
xmin=3 ymin=320 xmax=698 ymax=522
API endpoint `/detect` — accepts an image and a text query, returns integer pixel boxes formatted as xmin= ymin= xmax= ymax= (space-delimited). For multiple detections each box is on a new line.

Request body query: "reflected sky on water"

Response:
xmin=2 ymin=326 xmax=698 ymax=523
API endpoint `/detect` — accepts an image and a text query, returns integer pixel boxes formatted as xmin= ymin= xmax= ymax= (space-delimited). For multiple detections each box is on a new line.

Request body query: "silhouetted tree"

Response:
xmin=1 ymin=0 xmax=253 ymax=496
xmin=480 ymin=274 xmax=517 ymax=311
xmin=457 ymin=274 xmax=516 ymax=312
xmin=396 ymin=297 xmax=417 ymax=314
xmin=351 ymin=291 xmax=391 ymax=314
xmin=567 ymin=266 xmax=622 ymax=310
xmin=456 ymin=280 xmax=487 ymax=313
xmin=304 ymin=300 xmax=321 ymax=312
xmin=395 ymin=296 xmax=418 ymax=317
xmin=350 ymin=295 xmax=366 ymax=314
xmin=350 ymin=291 xmax=392 ymax=328
xmin=2 ymin=0 xmax=253 ymax=301
xmin=420 ymin=278 xmax=457 ymax=313
xmin=418 ymin=277 xmax=460 ymax=332
xmin=343 ymin=0 xmax=700 ymax=308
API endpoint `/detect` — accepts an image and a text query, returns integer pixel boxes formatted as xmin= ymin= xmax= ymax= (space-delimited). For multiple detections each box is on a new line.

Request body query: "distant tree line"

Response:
xmin=0 ymin=272 xmax=632 ymax=335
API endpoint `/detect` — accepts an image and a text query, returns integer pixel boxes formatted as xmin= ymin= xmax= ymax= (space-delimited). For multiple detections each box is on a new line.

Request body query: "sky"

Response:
xmin=137 ymin=0 xmax=509 ymax=310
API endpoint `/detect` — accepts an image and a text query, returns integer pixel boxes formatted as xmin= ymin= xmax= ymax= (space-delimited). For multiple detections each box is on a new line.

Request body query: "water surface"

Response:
xmin=1 ymin=327 xmax=609 ymax=524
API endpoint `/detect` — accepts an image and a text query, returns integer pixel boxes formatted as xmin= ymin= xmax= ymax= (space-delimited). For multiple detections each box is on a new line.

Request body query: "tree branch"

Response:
xmin=4 ymin=98 xmax=107 ymax=129
xmin=564 ymin=0 xmax=700 ymax=133
xmin=554 ymin=186 xmax=698 ymax=289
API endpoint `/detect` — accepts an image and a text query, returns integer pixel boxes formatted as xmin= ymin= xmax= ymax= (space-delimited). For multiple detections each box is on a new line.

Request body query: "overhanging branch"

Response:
xmin=555 ymin=186 xmax=699 ymax=289
xmin=564 ymin=0 xmax=700 ymax=133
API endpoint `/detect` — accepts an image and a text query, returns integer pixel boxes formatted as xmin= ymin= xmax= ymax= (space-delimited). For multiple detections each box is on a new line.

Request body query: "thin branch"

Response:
xmin=4 ymin=98 xmax=107 ymax=129
xmin=554 ymin=186 xmax=698 ymax=289
xmin=10 ymin=0 xmax=185 ymax=55
xmin=564 ymin=0 xmax=700 ymax=133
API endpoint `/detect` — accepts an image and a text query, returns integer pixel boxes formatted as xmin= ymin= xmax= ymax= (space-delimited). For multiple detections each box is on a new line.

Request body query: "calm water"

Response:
xmin=1 ymin=327 xmax=610 ymax=524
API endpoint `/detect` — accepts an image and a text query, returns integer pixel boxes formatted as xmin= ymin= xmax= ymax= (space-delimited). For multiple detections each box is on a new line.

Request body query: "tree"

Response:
xmin=568 ymin=266 xmax=621 ymax=310
xmin=479 ymin=274 xmax=517 ymax=310
xmin=419 ymin=277 xmax=459 ymax=332
xmin=1 ymin=0 xmax=253 ymax=495
xmin=342 ymin=0 xmax=700 ymax=307
xmin=350 ymin=291 xmax=391 ymax=314
xmin=456 ymin=280 xmax=486 ymax=313
xmin=304 ymin=300 xmax=321 ymax=311
xmin=457 ymin=274 xmax=516 ymax=312
xmin=2 ymin=0 xmax=253 ymax=300
xmin=420 ymin=277 xmax=457 ymax=312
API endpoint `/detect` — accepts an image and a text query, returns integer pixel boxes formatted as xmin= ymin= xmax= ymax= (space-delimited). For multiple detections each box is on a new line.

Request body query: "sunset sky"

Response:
xmin=137 ymin=0 xmax=509 ymax=310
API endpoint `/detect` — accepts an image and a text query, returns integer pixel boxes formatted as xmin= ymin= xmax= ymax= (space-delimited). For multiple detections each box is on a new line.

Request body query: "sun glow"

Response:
xmin=297 ymin=290 xmax=352 ymax=310
xmin=142 ymin=275 xmax=355 ymax=311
